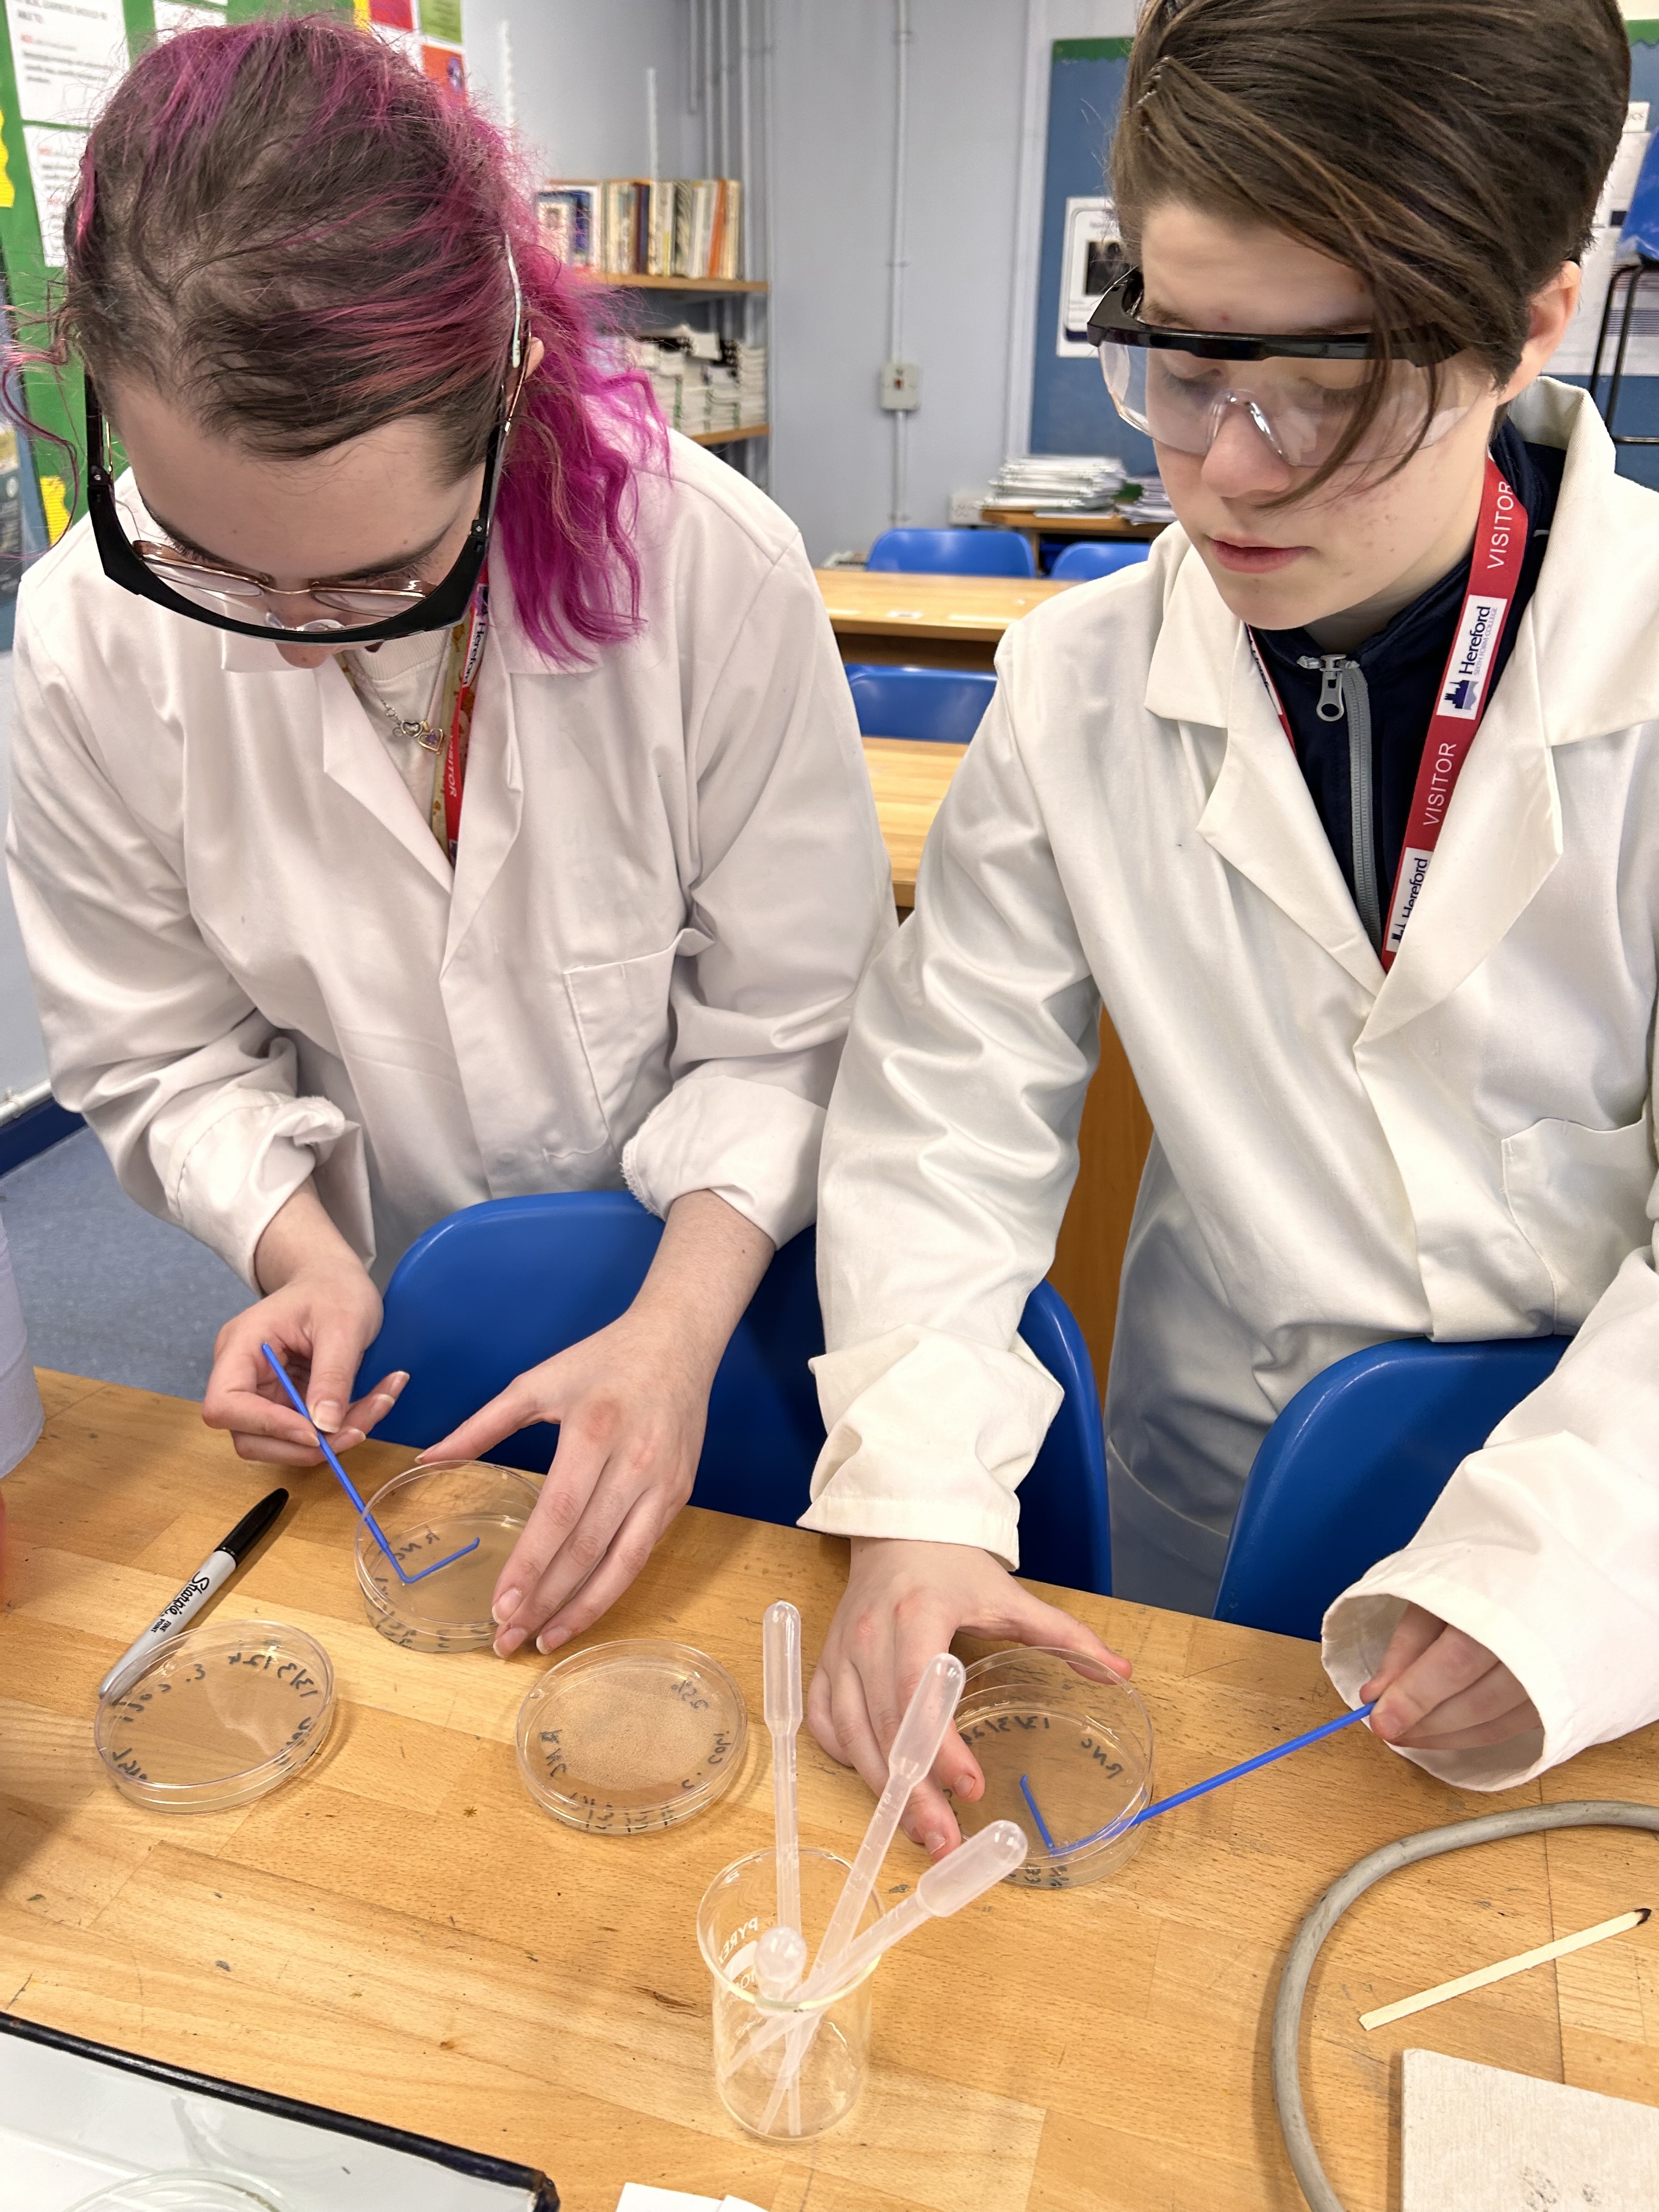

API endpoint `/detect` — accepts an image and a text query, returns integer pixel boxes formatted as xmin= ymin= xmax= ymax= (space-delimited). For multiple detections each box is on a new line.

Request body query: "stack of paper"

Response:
xmin=1115 ymin=474 xmax=1175 ymax=523
xmin=723 ymin=340 xmax=768 ymax=426
xmin=989 ymin=454 xmax=1126 ymax=509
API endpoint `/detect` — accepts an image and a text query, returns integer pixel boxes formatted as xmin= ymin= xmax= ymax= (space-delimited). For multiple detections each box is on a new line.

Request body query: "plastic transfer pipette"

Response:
xmin=746 ymin=1820 xmax=1029 ymax=2079
xmin=763 ymin=1599 xmax=805 ymax=2135
xmin=758 ymin=1651 xmax=966 ymax=2132
xmin=764 ymin=1601 xmax=804 ymax=1947
xmin=261 ymin=1343 xmax=478 ymax=1585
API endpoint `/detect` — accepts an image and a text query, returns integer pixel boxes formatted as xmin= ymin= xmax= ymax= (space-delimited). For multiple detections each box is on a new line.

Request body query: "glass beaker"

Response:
xmin=696 ymin=1846 xmax=881 ymax=2140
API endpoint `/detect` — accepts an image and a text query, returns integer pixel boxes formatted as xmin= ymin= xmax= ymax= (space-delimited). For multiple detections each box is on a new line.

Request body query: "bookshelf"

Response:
xmin=600 ymin=275 xmax=769 ymax=296
xmin=691 ymin=425 xmax=771 ymax=448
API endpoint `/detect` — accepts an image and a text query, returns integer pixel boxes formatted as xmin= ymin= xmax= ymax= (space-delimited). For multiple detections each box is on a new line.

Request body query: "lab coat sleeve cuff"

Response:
xmin=800 ymin=1325 xmax=1065 ymax=1571
xmin=621 ymin=1074 xmax=825 ymax=1249
xmin=168 ymin=1087 xmax=374 ymax=1288
xmin=1322 ymin=1430 xmax=1659 ymax=1792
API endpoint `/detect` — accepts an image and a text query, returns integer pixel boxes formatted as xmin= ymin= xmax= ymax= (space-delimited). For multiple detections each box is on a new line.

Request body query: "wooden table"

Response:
xmin=6 ymin=1377 xmax=1658 ymax=2212
xmin=815 ymin=571 xmax=1071 ymax=672
xmin=862 ymin=736 xmax=964 ymax=912
xmin=977 ymin=506 xmax=1167 ymax=568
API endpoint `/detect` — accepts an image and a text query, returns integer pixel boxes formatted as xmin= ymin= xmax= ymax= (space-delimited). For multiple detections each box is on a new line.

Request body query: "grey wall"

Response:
xmin=768 ymin=0 xmax=1029 ymax=559
xmin=463 ymin=0 xmax=703 ymax=183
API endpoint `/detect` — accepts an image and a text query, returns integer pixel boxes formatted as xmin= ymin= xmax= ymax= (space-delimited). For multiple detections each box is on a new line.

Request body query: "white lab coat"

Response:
xmin=808 ymin=379 xmax=1659 ymax=1792
xmin=5 ymin=433 xmax=893 ymax=1289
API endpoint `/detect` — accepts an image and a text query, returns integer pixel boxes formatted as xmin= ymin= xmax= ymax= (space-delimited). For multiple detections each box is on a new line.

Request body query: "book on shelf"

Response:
xmin=541 ymin=177 xmax=744 ymax=279
xmin=613 ymin=325 xmax=766 ymax=437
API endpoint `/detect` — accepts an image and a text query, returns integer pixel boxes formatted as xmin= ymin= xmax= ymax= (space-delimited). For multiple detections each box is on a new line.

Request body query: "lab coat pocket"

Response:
xmin=1501 ymin=1111 xmax=1656 ymax=1328
xmin=564 ymin=928 xmax=713 ymax=1150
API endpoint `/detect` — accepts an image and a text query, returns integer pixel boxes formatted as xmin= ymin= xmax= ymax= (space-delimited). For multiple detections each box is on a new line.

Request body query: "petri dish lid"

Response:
xmin=950 ymin=1645 xmax=1154 ymax=1890
xmin=516 ymin=1638 xmax=748 ymax=1835
xmin=68 ymin=2179 xmax=286 ymax=2211
xmin=94 ymin=1620 xmax=335 ymax=1814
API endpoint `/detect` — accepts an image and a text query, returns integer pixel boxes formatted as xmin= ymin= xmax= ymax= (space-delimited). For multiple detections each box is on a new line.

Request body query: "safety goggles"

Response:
xmin=86 ymin=248 xmax=527 ymax=645
xmin=1086 ymin=269 xmax=1481 ymax=471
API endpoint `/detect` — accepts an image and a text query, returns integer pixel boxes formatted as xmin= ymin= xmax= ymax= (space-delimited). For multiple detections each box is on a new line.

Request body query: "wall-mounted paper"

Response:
xmin=10 ymin=0 xmax=127 ymax=130
xmin=21 ymin=121 xmax=83 ymax=266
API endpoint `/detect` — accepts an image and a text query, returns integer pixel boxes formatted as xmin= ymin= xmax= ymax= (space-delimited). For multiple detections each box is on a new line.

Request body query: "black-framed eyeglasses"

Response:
xmin=1086 ymin=268 xmax=1476 ymax=472
xmin=85 ymin=247 xmax=528 ymax=646
xmin=1085 ymin=266 xmax=1387 ymax=363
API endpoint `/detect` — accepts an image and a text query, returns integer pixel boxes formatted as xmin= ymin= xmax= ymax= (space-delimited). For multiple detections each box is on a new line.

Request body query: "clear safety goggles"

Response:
xmin=1086 ymin=269 xmax=1481 ymax=471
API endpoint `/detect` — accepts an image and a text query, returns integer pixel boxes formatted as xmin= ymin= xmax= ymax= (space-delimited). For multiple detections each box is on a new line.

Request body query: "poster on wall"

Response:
xmin=21 ymin=113 xmax=79 ymax=263
xmin=1555 ymin=99 xmax=1656 ymax=379
xmin=9 ymin=0 xmax=126 ymax=128
xmin=1056 ymin=195 xmax=1127 ymax=357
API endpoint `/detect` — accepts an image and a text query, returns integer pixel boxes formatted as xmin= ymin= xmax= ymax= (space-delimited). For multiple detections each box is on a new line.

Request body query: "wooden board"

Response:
xmin=861 ymin=737 xmax=964 ymax=912
xmin=815 ymin=571 xmax=1071 ymax=652
xmin=5 ymin=1379 xmax=1658 ymax=2212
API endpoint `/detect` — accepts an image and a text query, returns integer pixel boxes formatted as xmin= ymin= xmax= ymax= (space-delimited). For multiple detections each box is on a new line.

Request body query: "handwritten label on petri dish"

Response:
xmin=95 ymin=1625 xmax=335 ymax=1806
xmin=952 ymin=1709 xmax=1131 ymax=1890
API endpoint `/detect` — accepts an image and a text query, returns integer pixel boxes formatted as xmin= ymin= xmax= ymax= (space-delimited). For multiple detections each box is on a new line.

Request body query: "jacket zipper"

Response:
xmin=1297 ymin=653 xmax=1383 ymax=952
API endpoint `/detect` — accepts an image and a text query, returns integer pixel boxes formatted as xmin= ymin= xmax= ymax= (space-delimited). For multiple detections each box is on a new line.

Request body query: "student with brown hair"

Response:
xmin=806 ymin=0 xmax=1659 ymax=1853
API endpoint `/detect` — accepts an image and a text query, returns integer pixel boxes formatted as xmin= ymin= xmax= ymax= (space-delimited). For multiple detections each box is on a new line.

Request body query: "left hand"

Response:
xmin=418 ymin=1190 xmax=774 ymax=1659
xmin=421 ymin=1305 xmax=710 ymax=1658
xmin=1363 ymin=1601 xmax=1541 ymax=1752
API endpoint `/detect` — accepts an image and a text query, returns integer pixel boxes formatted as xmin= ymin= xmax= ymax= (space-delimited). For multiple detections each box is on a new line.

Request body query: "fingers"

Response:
xmin=1361 ymin=1601 xmax=1445 ymax=1702
xmin=532 ymin=1489 xmax=679 ymax=1655
xmin=1366 ymin=1618 xmax=1539 ymax=1750
xmin=489 ymin=1425 xmax=611 ymax=1655
xmin=303 ymin=1316 xmax=374 ymax=1436
xmin=333 ymin=1371 xmax=410 ymax=1450
xmin=421 ymin=1377 xmax=541 ymax=1469
xmin=1000 ymin=1582 xmax=1132 ymax=1680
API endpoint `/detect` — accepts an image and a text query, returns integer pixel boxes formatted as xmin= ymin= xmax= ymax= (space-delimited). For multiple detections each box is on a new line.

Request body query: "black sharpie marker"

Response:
xmin=97 ymin=1488 xmax=289 ymax=1700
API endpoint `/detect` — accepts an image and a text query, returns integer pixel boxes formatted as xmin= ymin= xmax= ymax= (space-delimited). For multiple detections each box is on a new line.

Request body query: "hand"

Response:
xmin=1363 ymin=1602 xmax=1541 ymax=1752
xmin=202 ymin=1182 xmax=405 ymax=1464
xmin=808 ymin=1536 xmax=1132 ymax=1863
xmin=421 ymin=1190 xmax=774 ymax=1658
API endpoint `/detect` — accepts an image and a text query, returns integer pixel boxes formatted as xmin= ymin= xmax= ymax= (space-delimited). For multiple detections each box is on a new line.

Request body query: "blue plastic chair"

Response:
xmin=356 ymin=1190 xmax=1113 ymax=1595
xmin=1048 ymin=540 xmax=1151 ymax=583
xmin=1212 ymin=1336 xmax=1568 ymax=1641
xmin=866 ymin=528 xmax=1036 ymax=578
xmin=845 ymin=663 xmax=996 ymax=744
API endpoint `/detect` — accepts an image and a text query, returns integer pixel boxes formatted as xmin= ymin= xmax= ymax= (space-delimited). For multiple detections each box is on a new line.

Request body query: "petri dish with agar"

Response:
xmin=354 ymin=1460 xmax=539 ymax=1654
xmin=516 ymin=1638 xmax=748 ymax=1835
xmin=949 ymin=1646 xmax=1153 ymax=1889
xmin=93 ymin=1621 xmax=334 ymax=1814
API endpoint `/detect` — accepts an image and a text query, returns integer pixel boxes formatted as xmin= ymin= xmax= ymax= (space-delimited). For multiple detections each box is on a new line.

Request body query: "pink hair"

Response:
xmin=50 ymin=14 xmax=665 ymax=663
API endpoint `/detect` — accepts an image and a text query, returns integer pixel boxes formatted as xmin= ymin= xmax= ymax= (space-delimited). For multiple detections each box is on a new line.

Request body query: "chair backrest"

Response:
xmin=357 ymin=1191 xmax=1112 ymax=1594
xmin=866 ymin=528 xmax=1036 ymax=578
xmin=1212 ymin=1335 xmax=1568 ymax=1641
xmin=1048 ymin=540 xmax=1151 ymax=583
xmin=845 ymin=663 xmax=997 ymax=745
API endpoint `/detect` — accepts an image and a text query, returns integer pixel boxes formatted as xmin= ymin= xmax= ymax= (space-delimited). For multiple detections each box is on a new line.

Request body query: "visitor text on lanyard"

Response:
xmin=1250 ymin=456 xmax=1527 ymax=970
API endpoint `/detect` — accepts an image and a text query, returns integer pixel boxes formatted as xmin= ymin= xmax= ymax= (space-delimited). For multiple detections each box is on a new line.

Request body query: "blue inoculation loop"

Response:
xmin=1019 ymin=1773 xmax=1061 ymax=1855
xmin=261 ymin=1342 xmax=479 ymax=1585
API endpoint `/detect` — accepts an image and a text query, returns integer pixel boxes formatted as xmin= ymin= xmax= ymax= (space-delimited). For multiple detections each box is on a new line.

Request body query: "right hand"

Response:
xmin=807 ymin=1536 xmax=1132 ymax=1861
xmin=201 ymin=1183 xmax=406 ymax=1464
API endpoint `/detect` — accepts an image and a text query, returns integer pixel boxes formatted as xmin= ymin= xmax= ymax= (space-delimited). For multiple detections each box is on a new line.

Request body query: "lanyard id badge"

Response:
xmin=1250 ymin=456 xmax=1528 ymax=971
xmin=432 ymin=575 xmax=490 ymax=864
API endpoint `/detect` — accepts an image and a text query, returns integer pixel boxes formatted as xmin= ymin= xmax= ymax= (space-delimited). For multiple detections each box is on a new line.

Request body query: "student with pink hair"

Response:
xmin=4 ymin=16 xmax=890 ymax=1657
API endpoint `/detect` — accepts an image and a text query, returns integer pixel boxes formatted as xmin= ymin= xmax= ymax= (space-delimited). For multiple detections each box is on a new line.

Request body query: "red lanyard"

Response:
xmin=436 ymin=574 xmax=490 ymax=864
xmin=1250 ymin=456 xmax=1528 ymax=969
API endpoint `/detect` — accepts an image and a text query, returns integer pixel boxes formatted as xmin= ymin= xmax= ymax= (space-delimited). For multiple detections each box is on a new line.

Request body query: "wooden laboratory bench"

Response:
xmin=6 ymin=1375 xmax=1658 ymax=2212
xmin=815 ymin=568 xmax=1072 ymax=671
xmin=976 ymin=503 xmax=1169 ymax=567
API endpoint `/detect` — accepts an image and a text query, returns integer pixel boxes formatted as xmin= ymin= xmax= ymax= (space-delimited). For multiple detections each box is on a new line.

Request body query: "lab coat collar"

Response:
xmin=314 ymin=656 xmax=454 ymax=893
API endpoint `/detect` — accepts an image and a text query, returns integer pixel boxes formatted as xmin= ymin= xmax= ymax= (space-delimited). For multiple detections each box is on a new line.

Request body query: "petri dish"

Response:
xmin=516 ymin=1637 xmax=748 ymax=1835
xmin=67 ymin=2177 xmax=287 ymax=2211
xmin=354 ymin=1459 xmax=539 ymax=1654
xmin=949 ymin=1646 xmax=1154 ymax=1889
xmin=93 ymin=1620 xmax=334 ymax=1814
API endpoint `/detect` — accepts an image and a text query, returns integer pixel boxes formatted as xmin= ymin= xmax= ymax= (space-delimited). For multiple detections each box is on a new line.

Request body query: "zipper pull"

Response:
xmin=1297 ymin=653 xmax=1353 ymax=723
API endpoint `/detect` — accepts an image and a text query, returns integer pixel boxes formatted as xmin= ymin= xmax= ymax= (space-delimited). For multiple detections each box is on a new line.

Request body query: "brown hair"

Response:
xmin=1112 ymin=0 xmax=1630 ymax=489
